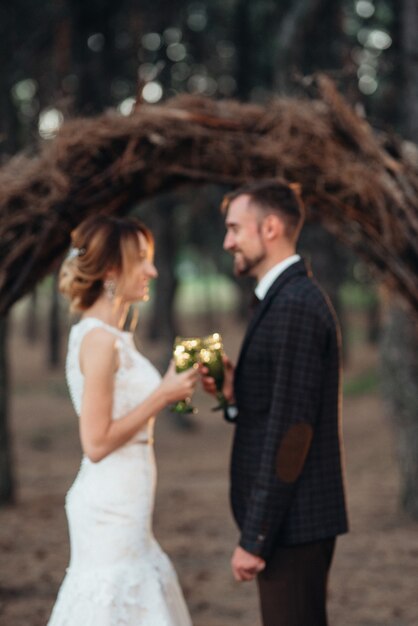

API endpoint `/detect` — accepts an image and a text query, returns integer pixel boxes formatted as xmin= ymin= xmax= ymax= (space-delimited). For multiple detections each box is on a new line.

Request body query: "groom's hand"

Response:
xmin=231 ymin=546 xmax=266 ymax=582
xmin=200 ymin=354 xmax=235 ymax=403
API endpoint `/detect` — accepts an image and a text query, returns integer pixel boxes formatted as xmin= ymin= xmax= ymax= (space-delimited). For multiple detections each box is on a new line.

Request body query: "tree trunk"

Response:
xmin=233 ymin=0 xmax=254 ymax=100
xmin=300 ymin=223 xmax=350 ymax=363
xmin=48 ymin=272 xmax=61 ymax=368
xmin=367 ymin=293 xmax=381 ymax=345
xmin=274 ymin=2 xmax=350 ymax=360
xmin=379 ymin=0 xmax=418 ymax=520
xmin=69 ymin=0 xmax=116 ymax=114
xmin=147 ymin=199 xmax=178 ymax=346
xmin=25 ymin=289 xmax=39 ymax=344
xmin=401 ymin=0 xmax=418 ymax=140
xmin=0 ymin=315 xmax=13 ymax=505
xmin=0 ymin=8 xmax=19 ymax=505
xmin=274 ymin=0 xmax=323 ymax=93
xmin=380 ymin=302 xmax=418 ymax=517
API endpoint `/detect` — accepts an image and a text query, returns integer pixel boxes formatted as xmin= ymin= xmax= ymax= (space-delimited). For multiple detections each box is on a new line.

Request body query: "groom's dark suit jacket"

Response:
xmin=231 ymin=259 xmax=348 ymax=560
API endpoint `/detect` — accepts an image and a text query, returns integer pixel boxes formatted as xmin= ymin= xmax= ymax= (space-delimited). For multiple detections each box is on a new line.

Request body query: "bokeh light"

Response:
xmin=11 ymin=79 xmax=37 ymax=103
xmin=118 ymin=97 xmax=136 ymax=116
xmin=163 ymin=27 xmax=182 ymax=44
xmin=187 ymin=3 xmax=208 ymax=32
xmin=355 ymin=1 xmax=375 ymax=19
xmin=87 ymin=33 xmax=105 ymax=52
xmin=142 ymin=81 xmax=163 ymax=103
xmin=38 ymin=108 xmax=63 ymax=139
xmin=141 ymin=33 xmax=161 ymax=51
xmin=358 ymin=75 xmax=378 ymax=94
xmin=166 ymin=43 xmax=187 ymax=62
xmin=366 ymin=30 xmax=392 ymax=50
xmin=357 ymin=64 xmax=376 ymax=79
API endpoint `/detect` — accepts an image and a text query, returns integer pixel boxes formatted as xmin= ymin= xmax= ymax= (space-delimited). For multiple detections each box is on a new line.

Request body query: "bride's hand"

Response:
xmin=159 ymin=360 xmax=198 ymax=405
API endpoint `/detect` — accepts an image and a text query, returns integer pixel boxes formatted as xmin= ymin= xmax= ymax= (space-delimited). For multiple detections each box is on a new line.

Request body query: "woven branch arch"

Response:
xmin=0 ymin=76 xmax=417 ymax=315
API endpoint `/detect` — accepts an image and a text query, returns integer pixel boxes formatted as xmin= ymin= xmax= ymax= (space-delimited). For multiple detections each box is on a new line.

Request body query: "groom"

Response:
xmin=202 ymin=180 xmax=348 ymax=626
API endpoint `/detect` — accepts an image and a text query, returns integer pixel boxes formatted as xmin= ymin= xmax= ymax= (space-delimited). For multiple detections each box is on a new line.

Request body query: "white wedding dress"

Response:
xmin=47 ymin=317 xmax=193 ymax=626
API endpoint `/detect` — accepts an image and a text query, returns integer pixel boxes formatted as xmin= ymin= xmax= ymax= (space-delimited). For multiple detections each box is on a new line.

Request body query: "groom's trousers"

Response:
xmin=256 ymin=537 xmax=336 ymax=626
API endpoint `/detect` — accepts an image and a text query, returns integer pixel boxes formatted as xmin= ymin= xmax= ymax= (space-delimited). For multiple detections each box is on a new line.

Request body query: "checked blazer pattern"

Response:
xmin=231 ymin=259 xmax=348 ymax=560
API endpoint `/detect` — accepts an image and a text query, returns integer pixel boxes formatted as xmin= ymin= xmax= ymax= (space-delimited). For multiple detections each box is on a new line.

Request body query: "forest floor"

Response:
xmin=0 ymin=310 xmax=417 ymax=626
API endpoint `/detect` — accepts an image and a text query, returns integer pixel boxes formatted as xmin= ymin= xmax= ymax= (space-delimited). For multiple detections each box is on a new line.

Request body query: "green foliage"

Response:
xmin=175 ymin=274 xmax=239 ymax=314
xmin=343 ymin=367 xmax=379 ymax=396
xmin=340 ymin=282 xmax=378 ymax=310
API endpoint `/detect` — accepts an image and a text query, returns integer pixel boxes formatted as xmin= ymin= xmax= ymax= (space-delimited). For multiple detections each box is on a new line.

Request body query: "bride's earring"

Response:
xmin=104 ymin=279 xmax=116 ymax=301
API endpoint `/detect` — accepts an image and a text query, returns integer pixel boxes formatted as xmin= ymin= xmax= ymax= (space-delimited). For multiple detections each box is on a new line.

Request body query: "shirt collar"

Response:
xmin=255 ymin=254 xmax=301 ymax=300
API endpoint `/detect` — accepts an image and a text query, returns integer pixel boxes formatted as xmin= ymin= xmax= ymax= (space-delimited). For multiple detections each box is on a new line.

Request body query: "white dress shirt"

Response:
xmin=255 ymin=254 xmax=301 ymax=301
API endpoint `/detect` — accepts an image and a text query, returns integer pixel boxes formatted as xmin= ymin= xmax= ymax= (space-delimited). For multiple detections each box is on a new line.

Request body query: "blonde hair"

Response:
xmin=59 ymin=215 xmax=154 ymax=312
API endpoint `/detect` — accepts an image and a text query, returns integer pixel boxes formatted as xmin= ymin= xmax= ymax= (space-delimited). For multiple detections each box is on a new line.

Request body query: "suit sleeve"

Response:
xmin=238 ymin=300 xmax=328 ymax=559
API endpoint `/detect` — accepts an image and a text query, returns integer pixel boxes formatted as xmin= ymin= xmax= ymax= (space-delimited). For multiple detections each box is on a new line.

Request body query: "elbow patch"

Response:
xmin=276 ymin=422 xmax=313 ymax=483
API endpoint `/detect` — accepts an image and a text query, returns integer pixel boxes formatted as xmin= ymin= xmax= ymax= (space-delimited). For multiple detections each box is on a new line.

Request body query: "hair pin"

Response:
xmin=67 ymin=246 xmax=86 ymax=260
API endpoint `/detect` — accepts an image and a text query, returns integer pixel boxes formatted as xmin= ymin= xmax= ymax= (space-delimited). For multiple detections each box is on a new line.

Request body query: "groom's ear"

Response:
xmin=262 ymin=214 xmax=284 ymax=241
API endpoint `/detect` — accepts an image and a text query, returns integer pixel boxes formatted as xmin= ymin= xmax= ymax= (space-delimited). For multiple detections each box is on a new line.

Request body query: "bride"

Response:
xmin=47 ymin=214 xmax=196 ymax=626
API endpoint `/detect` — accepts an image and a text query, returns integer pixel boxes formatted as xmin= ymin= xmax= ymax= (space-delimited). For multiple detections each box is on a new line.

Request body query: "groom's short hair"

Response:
xmin=221 ymin=179 xmax=306 ymax=241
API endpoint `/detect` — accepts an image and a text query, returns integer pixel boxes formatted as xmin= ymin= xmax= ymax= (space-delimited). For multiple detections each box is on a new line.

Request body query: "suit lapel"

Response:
xmin=235 ymin=260 xmax=309 ymax=377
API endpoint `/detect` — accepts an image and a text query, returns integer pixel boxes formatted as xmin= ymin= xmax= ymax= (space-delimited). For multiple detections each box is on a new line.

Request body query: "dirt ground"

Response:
xmin=0 ymin=310 xmax=417 ymax=626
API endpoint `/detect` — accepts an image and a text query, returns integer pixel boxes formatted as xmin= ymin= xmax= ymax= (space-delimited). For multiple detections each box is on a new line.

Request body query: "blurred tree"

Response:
xmin=233 ymin=0 xmax=254 ymax=99
xmin=69 ymin=0 xmax=130 ymax=114
xmin=143 ymin=194 xmax=179 ymax=345
xmin=0 ymin=0 xmax=43 ymax=503
xmin=275 ymin=0 xmax=332 ymax=92
xmin=0 ymin=318 xmax=13 ymax=503
xmin=271 ymin=0 xmax=353 ymax=357
xmin=299 ymin=225 xmax=352 ymax=362
xmin=400 ymin=0 xmax=418 ymax=140
xmin=380 ymin=0 xmax=418 ymax=519
xmin=48 ymin=272 xmax=62 ymax=368
xmin=25 ymin=289 xmax=39 ymax=343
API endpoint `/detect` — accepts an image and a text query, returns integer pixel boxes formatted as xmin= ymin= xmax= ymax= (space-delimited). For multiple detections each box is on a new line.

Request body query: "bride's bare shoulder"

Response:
xmin=79 ymin=327 xmax=119 ymax=374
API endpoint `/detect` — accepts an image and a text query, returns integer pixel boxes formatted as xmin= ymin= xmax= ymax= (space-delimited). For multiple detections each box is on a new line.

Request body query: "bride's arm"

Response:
xmin=78 ymin=329 xmax=196 ymax=462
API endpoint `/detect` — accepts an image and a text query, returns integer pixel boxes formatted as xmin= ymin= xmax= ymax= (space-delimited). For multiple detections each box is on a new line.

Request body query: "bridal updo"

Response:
xmin=59 ymin=215 xmax=153 ymax=312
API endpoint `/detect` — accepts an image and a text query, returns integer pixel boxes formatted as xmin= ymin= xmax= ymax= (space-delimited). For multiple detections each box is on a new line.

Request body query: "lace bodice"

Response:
xmin=66 ymin=317 xmax=161 ymax=443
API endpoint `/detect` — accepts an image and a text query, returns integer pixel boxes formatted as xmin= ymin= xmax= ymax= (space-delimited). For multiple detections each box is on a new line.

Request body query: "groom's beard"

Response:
xmin=232 ymin=247 xmax=267 ymax=277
